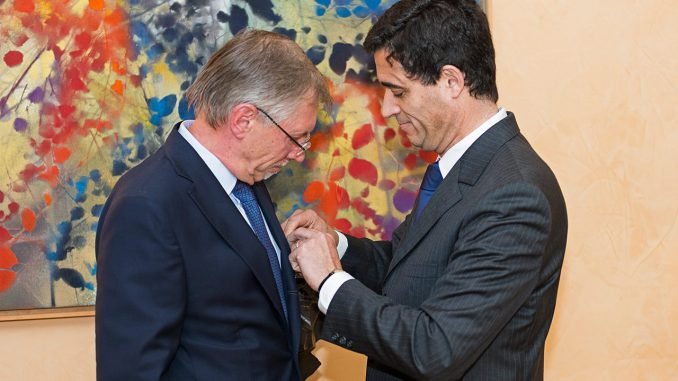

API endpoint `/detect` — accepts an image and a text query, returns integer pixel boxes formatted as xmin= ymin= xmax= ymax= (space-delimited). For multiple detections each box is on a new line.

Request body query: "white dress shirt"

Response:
xmin=319 ymin=108 xmax=508 ymax=313
xmin=178 ymin=121 xmax=282 ymax=264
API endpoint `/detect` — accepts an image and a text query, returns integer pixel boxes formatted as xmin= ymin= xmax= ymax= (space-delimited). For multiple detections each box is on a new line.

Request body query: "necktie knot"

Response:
xmin=421 ymin=162 xmax=443 ymax=191
xmin=415 ymin=161 xmax=442 ymax=219
xmin=232 ymin=181 xmax=256 ymax=204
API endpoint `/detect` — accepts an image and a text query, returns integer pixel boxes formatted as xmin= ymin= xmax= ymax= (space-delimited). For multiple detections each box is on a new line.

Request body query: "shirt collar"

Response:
xmin=177 ymin=120 xmax=238 ymax=195
xmin=438 ymin=107 xmax=507 ymax=178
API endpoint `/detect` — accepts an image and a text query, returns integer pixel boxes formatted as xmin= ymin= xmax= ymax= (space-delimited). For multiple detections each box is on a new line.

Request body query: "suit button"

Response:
xmin=330 ymin=333 xmax=340 ymax=342
xmin=338 ymin=336 xmax=347 ymax=346
xmin=346 ymin=340 xmax=353 ymax=349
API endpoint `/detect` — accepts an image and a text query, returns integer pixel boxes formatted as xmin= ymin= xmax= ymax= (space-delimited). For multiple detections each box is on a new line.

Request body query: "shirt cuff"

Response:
xmin=318 ymin=271 xmax=354 ymax=314
xmin=336 ymin=231 xmax=348 ymax=259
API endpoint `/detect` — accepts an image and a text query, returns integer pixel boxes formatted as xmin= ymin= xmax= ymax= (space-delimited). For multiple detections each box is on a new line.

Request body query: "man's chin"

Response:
xmin=263 ymin=167 xmax=282 ymax=180
xmin=262 ymin=161 xmax=289 ymax=180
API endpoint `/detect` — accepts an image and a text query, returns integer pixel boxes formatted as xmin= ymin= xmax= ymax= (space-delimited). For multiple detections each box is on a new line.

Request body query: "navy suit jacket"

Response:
xmin=321 ymin=113 xmax=568 ymax=380
xmin=96 ymin=124 xmax=302 ymax=380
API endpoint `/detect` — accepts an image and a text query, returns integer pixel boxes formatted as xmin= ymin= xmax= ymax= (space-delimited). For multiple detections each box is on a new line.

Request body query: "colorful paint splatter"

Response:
xmin=0 ymin=0 xmax=484 ymax=310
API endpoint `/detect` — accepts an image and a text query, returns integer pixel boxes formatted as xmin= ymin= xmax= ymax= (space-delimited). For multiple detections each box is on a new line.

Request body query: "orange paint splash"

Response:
xmin=0 ymin=245 xmax=17 ymax=267
xmin=111 ymin=79 xmax=124 ymax=95
xmin=303 ymin=181 xmax=325 ymax=203
xmin=14 ymin=0 xmax=35 ymax=13
xmin=21 ymin=208 xmax=37 ymax=232
xmin=0 ymin=245 xmax=18 ymax=292
xmin=89 ymin=0 xmax=105 ymax=11
xmin=54 ymin=146 xmax=72 ymax=163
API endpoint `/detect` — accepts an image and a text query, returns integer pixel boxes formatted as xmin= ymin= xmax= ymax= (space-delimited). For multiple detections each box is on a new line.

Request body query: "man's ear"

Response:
xmin=229 ymin=103 xmax=258 ymax=139
xmin=439 ymin=65 xmax=465 ymax=99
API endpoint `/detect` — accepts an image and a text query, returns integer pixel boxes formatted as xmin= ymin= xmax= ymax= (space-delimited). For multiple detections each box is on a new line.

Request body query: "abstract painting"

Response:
xmin=0 ymin=0 xmax=486 ymax=312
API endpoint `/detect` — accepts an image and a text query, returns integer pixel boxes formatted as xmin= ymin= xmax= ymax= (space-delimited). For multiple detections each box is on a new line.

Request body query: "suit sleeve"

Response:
xmin=95 ymin=195 xmax=186 ymax=381
xmin=340 ymin=217 xmax=409 ymax=292
xmin=321 ymin=182 xmax=551 ymax=380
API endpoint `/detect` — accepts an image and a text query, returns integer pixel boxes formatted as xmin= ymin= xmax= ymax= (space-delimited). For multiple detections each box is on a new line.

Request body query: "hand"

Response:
xmin=283 ymin=209 xmax=338 ymax=248
xmin=288 ymin=227 xmax=342 ymax=291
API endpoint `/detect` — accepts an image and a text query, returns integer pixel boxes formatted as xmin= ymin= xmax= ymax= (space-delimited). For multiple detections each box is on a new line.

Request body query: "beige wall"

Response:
xmin=0 ymin=317 xmax=95 ymax=380
xmin=492 ymin=1 xmax=678 ymax=380
xmin=1 ymin=1 xmax=676 ymax=380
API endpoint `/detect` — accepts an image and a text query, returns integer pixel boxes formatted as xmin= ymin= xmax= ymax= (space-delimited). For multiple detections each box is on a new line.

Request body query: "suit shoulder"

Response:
xmin=110 ymin=146 xmax=190 ymax=199
xmin=490 ymin=134 xmax=560 ymax=185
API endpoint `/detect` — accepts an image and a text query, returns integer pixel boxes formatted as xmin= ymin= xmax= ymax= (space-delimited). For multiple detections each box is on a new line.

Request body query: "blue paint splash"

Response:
xmin=148 ymin=94 xmax=177 ymax=126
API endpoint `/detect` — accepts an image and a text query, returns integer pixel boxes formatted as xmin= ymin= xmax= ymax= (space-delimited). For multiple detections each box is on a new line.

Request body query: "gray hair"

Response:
xmin=186 ymin=29 xmax=331 ymax=127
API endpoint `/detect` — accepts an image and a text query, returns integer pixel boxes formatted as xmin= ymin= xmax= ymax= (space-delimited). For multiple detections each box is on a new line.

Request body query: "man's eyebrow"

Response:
xmin=379 ymin=81 xmax=405 ymax=90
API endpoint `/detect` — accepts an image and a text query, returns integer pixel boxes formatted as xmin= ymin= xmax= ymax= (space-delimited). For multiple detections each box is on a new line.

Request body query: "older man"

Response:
xmin=96 ymin=29 xmax=330 ymax=381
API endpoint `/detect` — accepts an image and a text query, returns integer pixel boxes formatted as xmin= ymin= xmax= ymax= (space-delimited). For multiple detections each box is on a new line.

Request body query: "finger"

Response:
xmin=282 ymin=209 xmax=305 ymax=236
xmin=288 ymin=253 xmax=300 ymax=272
xmin=286 ymin=233 xmax=300 ymax=246
xmin=290 ymin=227 xmax=322 ymax=241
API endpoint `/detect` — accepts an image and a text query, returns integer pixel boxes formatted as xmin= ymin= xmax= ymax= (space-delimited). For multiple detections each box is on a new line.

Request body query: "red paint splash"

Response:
xmin=309 ymin=131 xmax=330 ymax=153
xmin=383 ymin=128 xmax=396 ymax=142
xmin=331 ymin=121 xmax=345 ymax=137
xmin=10 ymin=33 xmax=29 ymax=47
xmin=403 ymin=153 xmax=418 ymax=170
xmin=3 ymin=51 xmax=24 ymax=67
xmin=348 ymin=158 xmax=378 ymax=186
xmin=0 ymin=227 xmax=12 ymax=243
xmin=351 ymin=123 xmax=374 ymax=150
xmin=13 ymin=0 xmax=35 ymax=13
xmin=334 ymin=218 xmax=352 ymax=233
xmin=329 ymin=166 xmax=345 ymax=181
xmin=351 ymin=197 xmax=377 ymax=221
xmin=419 ymin=150 xmax=438 ymax=164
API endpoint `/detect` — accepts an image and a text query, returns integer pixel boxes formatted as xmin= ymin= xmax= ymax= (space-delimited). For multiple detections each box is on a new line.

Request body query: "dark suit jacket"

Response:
xmin=95 ymin=125 xmax=302 ymax=380
xmin=321 ymin=113 xmax=568 ymax=380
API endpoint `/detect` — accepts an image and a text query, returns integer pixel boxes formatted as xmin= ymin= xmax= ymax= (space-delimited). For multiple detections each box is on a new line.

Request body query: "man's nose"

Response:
xmin=289 ymin=150 xmax=305 ymax=163
xmin=381 ymin=91 xmax=400 ymax=119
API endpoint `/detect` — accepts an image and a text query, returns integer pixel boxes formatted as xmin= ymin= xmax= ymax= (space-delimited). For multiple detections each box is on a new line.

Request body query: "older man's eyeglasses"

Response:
xmin=255 ymin=107 xmax=311 ymax=155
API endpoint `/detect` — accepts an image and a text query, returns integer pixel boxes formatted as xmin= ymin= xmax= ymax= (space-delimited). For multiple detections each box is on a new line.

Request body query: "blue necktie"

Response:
xmin=415 ymin=161 xmax=443 ymax=219
xmin=232 ymin=181 xmax=288 ymax=320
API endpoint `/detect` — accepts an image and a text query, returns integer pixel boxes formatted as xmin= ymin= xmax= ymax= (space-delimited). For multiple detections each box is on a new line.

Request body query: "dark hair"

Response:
xmin=364 ymin=0 xmax=498 ymax=102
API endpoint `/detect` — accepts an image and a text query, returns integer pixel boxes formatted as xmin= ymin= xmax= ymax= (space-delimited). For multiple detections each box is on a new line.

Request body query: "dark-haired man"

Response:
xmin=285 ymin=1 xmax=568 ymax=380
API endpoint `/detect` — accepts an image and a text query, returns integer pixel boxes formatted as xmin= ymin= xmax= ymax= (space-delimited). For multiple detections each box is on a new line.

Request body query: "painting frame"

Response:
xmin=0 ymin=306 xmax=94 ymax=322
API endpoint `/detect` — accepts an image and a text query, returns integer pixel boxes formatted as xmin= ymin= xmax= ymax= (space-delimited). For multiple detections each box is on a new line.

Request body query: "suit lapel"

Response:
xmin=387 ymin=167 xmax=462 ymax=275
xmin=386 ymin=113 xmax=521 ymax=277
xmin=163 ymin=125 xmax=287 ymax=324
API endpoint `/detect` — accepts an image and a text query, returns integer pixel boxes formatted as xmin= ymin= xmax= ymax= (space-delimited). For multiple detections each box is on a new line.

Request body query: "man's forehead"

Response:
xmin=375 ymin=51 xmax=407 ymax=88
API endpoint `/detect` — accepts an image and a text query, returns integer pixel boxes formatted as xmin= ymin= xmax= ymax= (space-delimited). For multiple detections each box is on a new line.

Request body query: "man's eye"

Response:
xmin=393 ymin=91 xmax=404 ymax=98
